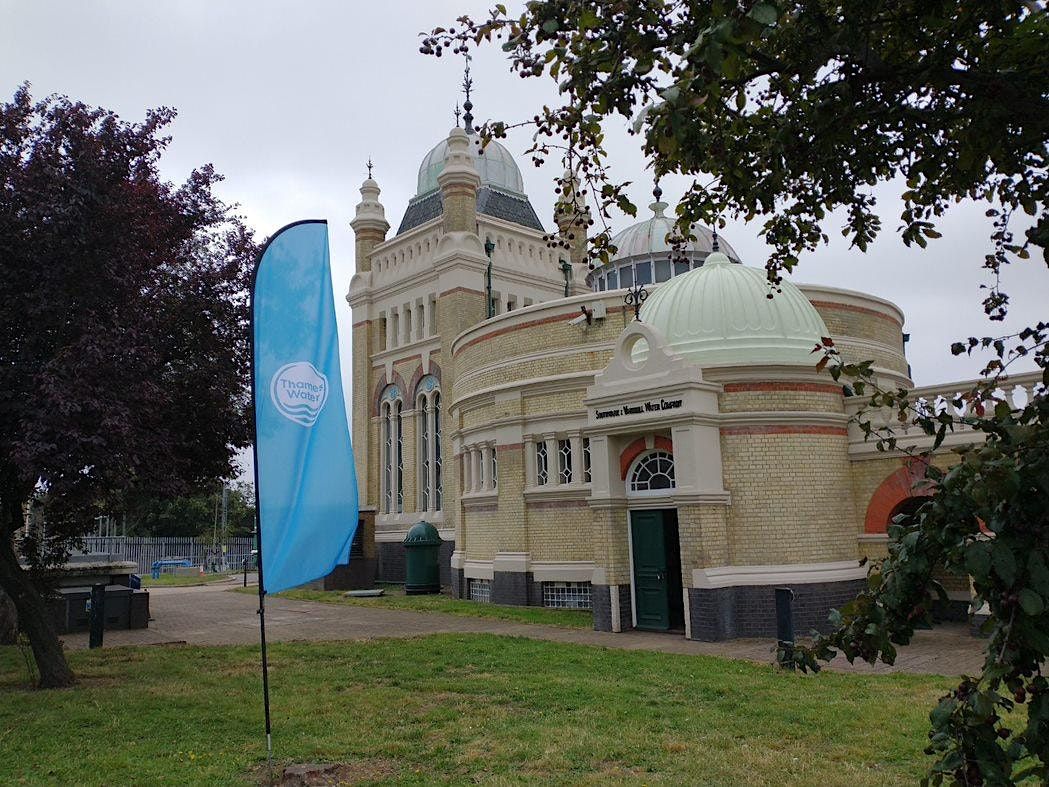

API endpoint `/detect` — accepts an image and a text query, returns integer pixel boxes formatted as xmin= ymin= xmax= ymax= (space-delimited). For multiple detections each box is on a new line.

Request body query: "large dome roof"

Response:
xmin=417 ymin=136 xmax=525 ymax=196
xmin=609 ymin=201 xmax=739 ymax=263
xmin=637 ymin=251 xmax=828 ymax=367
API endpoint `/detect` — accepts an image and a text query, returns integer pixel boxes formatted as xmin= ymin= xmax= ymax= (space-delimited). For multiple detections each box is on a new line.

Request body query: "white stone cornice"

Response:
xmin=463 ymin=560 xmax=495 ymax=580
xmin=523 ymin=484 xmax=591 ymax=503
xmin=450 ymin=370 xmax=598 ymax=410
xmin=461 ymin=490 xmax=499 ymax=506
xmin=692 ymin=559 xmax=868 ymax=589
xmin=370 ymin=337 xmax=442 ymax=365
xmin=493 ymin=552 xmax=530 ymax=573
xmin=531 ymin=561 xmax=596 ymax=582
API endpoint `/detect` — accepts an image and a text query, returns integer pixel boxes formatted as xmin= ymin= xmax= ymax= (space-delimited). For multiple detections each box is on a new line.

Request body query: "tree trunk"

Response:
xmin=0 ymin=587 xmax=16 ymax=645
xmin=0 ymin=528 xmax=75 ymax=688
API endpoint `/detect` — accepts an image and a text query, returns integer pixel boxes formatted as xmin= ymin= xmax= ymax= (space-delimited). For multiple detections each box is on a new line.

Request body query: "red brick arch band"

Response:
xmin=863 ymin=459 xmax=936 ymax=534
xmin=620 ymin=436 xmax=674 ymax=480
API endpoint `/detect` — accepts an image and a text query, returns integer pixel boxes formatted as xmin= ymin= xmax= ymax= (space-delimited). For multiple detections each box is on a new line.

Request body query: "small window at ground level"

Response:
xmin=542 ymin=581 xmax=592 ymax=610
xmin=468 ymin=578 xmax=492 ymax=603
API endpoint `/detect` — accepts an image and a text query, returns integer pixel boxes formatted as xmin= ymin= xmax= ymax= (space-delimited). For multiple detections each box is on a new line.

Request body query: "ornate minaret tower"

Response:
xmin=351 ymin=160 xmax=389 ymax=272
xmin=554 ymin=168 xmax=591 ymax=267
xmin=349 ymin=165 xmax=389 ymax=504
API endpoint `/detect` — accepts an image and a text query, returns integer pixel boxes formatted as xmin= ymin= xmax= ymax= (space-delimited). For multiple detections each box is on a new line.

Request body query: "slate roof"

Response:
xmin=397 ymin=186 xmax=545 ymax=235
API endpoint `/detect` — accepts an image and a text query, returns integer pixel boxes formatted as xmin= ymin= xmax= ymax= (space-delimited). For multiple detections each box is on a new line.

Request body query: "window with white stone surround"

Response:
xmin=415 ymin=375 xmax=441 ymax=511
xmin=378 ymin=385 xmax=403 ymax=514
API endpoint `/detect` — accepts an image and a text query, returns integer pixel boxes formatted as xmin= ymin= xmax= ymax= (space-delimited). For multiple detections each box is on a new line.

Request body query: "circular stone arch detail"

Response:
xmin=864 ymin=459 xmax=936 ymax=534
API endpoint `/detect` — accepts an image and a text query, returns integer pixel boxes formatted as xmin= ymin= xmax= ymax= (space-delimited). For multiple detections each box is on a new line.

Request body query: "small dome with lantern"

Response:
xmin=588 ymin=187 xmax=740 ymax=292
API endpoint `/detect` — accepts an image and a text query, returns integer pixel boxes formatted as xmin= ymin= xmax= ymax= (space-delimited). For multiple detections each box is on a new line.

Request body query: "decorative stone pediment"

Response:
xmin=584 ymin=321 xmax=721 ymax=429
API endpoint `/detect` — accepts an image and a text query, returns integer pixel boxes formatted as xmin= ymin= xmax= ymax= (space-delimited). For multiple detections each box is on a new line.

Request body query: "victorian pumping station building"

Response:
xmin=344 ymin=113 xmax=1037 ymax=641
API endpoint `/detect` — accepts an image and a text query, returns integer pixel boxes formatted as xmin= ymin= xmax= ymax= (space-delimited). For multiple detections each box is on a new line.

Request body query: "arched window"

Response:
xmin=415 ymin=375 xmax=442 ymax=511
xmin=628 ymin=451 xmax=675 ymax=494
xmin=379 ymin=385 xmax=403 ymax=514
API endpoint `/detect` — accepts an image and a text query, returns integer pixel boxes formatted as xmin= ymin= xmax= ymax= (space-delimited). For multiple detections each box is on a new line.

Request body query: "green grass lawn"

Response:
xmin=266 ymin=587 xmax=595 ymax=629
xmin=0 ymin=634 xmax=955 ymax=785
xmin=141 ymin=571 xmax=240 ymax=588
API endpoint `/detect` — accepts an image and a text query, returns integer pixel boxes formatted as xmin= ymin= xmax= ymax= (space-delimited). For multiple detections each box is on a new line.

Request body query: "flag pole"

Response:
xmin=248 ymin=218 xmax=343 ymax=769
xmin=250 ymin=226 xmax=291 ymax=766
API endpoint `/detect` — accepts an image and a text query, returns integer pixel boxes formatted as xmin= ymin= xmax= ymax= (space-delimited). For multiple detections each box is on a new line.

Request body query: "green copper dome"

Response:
xmin=416 ymin=136 xmax=525 ymax=196
xmin=636 ymin=252 xmax=828 ymax=367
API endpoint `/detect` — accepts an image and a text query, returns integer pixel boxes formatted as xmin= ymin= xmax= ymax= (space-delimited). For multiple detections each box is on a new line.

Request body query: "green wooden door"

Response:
xmin=631 ymin=510 xmax=669 ymax=631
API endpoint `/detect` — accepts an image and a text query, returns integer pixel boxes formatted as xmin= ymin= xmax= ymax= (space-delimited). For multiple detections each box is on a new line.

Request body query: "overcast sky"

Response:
xmin=4 ymin=1 xmax=1044 ymax=399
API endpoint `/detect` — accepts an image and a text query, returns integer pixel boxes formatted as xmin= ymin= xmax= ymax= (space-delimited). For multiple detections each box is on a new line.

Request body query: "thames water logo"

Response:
xmin=270 ymin=361 xmax=329 ymax=427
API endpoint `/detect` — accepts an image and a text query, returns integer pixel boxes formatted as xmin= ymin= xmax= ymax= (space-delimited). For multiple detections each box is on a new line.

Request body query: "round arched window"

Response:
xmin=628 ymin=451 xmax=675 ymax=493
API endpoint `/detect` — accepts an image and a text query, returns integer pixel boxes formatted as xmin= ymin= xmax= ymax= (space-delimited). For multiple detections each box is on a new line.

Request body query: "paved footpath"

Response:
xmin=62 ymin=580 xmax=984 ymax=676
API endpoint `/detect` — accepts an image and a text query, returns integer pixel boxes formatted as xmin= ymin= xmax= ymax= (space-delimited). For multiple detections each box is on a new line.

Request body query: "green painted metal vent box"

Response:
xmin=403 ymin=521 xmax=441 ymax=595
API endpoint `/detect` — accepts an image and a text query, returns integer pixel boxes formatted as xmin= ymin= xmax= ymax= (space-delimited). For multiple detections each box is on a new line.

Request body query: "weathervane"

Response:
xmin=625 ymin=282 xmax=648 ymax=321
xmin=366 ymin=158 xmax=373 ymax=179
xmin=461 ymin=53 xmax=475 ymax=133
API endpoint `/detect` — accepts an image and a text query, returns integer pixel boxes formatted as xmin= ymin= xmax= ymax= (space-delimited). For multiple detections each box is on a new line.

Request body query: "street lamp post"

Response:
xmin=558 ymin=258 xmax=573 ymax=298
xmin=484 ymin=236 xmax=495 ymax=318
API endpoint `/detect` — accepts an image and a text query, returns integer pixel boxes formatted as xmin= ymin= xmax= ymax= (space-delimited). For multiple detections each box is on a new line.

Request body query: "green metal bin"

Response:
xmin=403 ymin=521 xmax=442 ymax=595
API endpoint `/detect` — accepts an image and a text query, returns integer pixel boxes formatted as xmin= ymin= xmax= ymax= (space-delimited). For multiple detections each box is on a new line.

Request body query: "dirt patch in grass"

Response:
xmin=267 ymin=759 xmax=400 ymax=786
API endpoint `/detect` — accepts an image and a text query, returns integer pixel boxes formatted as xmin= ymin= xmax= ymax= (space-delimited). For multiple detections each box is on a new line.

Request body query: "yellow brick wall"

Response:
xmin=720 ymin=431 xmax=857 ymax=565
xmin=461 ymin=505 xmax=499 ymax=561
xmin=522 ymin=390 xmax=587 ymax=416
xmin=458 ymin=352 xmax=613 ymax=399
xmin=805 ymin=302 xmax=909 ymax=377
xmin=351 ymin=323 xmax=373 ymax=507
xmin=812 ymin=303 xmax=904 ymax=350
xmin=461 ymin=402 xmax=498 ymax=432
xmin=833 ymin=340 xmax=909 ymax=376
xmin=677 ymin=504 xmax=730 ymax=587
xmin=526 ymin=503 xmax=593 ymax=562
xmin=453 ymin=308 xmax=629 ymax=398
xmin=718 ymin=390 xmax=844 ymax=414
xmin=441 ymin=187 xmax=476 ymax=234
xmin=495 ymin=445 xmax=527 ymax=553
xmin=591 ymin=506 xmax=631 ymax=585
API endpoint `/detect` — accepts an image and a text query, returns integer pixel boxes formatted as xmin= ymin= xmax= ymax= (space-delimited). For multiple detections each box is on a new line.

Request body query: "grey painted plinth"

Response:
xmin=492 ymin=571 xmax=534 ymax=605
xmin=591 ymin=584 xmax=633 ymax=632
xmin=688 ymin=579 xmax=866 ymax=641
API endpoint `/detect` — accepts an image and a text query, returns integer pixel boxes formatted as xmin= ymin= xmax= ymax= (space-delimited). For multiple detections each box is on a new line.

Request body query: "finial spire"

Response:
xmin=649 ymin=176 xmax=667 ymax=217
xmin=711 ymin=223 xmax=720 ymax=252
xmin=454 ymin=103 xmax=461 ymax=127
xmin=366 ymin=158 xmax=373 ymax=179
xmin=461 ymin=53 xmax=475 ymax=134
